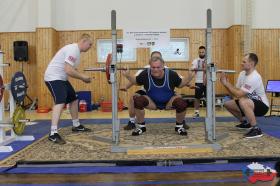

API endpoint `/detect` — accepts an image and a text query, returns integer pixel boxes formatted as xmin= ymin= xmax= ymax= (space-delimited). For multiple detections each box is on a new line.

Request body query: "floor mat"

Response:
xmin=1 ymin=122 xmax=280 ymax=167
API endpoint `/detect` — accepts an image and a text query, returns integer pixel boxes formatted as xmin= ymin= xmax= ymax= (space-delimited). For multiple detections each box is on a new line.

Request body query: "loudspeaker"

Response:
xmin=13 ymin=41 xmax=28 ymax=61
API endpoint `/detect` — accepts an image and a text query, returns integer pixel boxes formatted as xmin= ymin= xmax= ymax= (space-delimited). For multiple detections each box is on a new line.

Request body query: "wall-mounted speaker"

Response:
xmin=13 ymin=41 xmax=28 ymax=61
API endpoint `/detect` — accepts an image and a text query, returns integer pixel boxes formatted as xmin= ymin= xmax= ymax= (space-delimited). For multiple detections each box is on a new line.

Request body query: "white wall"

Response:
xmin=37 ymin=0 xmax=55 ymax=28
xmin=0 ymin=0 xmax=234 ymax=32
xmin=0 ymin=0 xmax=37 ymax=32
xmin=252 ymin=0 xmax=280 ymax=28
xmin=53 ymin=0 xmax=233 ymax=30
xmin=233 ymin=0 xmax=242 ymax=25
xmin=0 ymin=0 xmax=280 ymax=32
xmin=52 ymin=0 xmax=233 ymax=30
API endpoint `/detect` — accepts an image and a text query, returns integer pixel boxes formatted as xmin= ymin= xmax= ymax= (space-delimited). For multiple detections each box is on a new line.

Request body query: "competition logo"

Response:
xmin=244 ymin=84 xmax=252 ymax=90
xmin=242 ymin=162 xmax=277 ymax=184
xmin=68 ymin=56 xmax=76 ymax=63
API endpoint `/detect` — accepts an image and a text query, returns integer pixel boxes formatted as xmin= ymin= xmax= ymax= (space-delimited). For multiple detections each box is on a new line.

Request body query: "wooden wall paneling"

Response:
xmin=0 ymin=32 xmax=36 ymax=107
xmin=2 ymin=27 xmax=280 ymax=108
xmin=251 ymin=29 xmax=280 ymax=90
xmin=36 ymin=28 xmax=58 ymax=107
xmin=211 ymin=29 xmax=228 ymax=94
xmin=227 ymin=26 xmax=243 ymax=85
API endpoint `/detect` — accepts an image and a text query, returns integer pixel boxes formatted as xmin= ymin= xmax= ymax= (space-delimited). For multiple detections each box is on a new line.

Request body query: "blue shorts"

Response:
xmin=45 ymin=80 xmax=78 ymax=105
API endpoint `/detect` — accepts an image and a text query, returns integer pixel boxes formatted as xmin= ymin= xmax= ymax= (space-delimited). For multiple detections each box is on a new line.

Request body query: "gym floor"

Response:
xmin=0 ymin=107 xmax=278 ymax=185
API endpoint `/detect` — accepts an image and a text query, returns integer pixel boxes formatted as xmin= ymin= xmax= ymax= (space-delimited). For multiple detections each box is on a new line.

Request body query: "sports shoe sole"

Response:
xmin=236 ymin=127 xmax=253 ymax=130
xmin=72 ymin=129 xmax=92 ymax=132
xmin=244 ymin=134 xmax=263 ymax=139
xmin=132 ymin=128 xmax=146 ymax=136
xmin=48 ymin=138 xmax=66 ymax=145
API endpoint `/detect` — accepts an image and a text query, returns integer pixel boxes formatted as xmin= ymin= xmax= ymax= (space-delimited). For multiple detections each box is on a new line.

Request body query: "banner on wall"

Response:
xmin=123 ymin=29 xmax=170 ymax=48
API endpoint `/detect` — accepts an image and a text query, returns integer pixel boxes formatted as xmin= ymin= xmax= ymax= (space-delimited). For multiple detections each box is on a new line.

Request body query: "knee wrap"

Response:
xmin=172 ymin=98 xmax=187 ymax=113
xmin=133 ymin=96 xmax=149 ymax=110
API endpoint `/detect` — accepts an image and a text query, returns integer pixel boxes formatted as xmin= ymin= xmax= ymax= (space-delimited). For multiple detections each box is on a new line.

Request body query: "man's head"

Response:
xmin=78 ymin=33 xmax=92 ymax=52
xmin=149 ymin=56 xmax=165 ymax=79
xmin=198 ymin=46 xmax=206 ymax=59
xmin=151 ymin=51 xmax=162 ymax=58
xmin=241 ymin=53 xmax=258 ymax=71
xmin=149 ymin=51 xmax=163 ymax=65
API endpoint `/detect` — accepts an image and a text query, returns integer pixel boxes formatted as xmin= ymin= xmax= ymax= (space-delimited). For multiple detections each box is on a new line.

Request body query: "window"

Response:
xmin=150 ymin=38 xmax=189 ymax=62
xmin=97 ymin=39 xmax=136 ymax=63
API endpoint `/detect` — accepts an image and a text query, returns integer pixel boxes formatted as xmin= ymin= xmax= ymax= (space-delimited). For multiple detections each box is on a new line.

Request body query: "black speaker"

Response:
xmin=13 ymin=41 xmax=28 ymax=61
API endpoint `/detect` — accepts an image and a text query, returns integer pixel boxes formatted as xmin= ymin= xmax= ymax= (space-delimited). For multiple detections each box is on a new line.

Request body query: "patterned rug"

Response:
xmin=1 ymin=122 xmax=280 ymax=167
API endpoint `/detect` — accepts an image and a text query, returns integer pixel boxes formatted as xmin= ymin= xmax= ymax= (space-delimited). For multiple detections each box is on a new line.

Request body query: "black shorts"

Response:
xmin=195 ymin=83 xmax=206 ymax=99
xmin=45 ymin=80 xmax=78 ymax=105
xmin=235 ymin=99 xmax=269 ymax=117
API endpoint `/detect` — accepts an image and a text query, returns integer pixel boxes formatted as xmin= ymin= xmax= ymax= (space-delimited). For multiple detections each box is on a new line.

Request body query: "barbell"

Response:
xmin=0 ymin=72 xmax=29 ymax=135
xmin=0 ymin=71 xmax=28 ymax=103
xmin=84 ymin=54 xmax=236 ymax=83
xmin=0 ymin=105 xmax=30 ymax=135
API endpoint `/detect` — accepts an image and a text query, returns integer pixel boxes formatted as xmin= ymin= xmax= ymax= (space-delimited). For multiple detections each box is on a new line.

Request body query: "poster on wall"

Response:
xmin=97 ymin=39 xmax=136 ymax=62
xmin=150 ymin=38 xmax=189 ymax=62
xmin=123 ymin=29 xmax=170 ymax=48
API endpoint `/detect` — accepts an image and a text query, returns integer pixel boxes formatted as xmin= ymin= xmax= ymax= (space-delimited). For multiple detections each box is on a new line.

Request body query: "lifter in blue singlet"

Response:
xmin=122 ymin=56 xmax=193 ymax=136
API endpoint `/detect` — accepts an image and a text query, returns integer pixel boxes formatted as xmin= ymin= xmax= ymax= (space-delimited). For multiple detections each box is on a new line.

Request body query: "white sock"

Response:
xmin=51 ymin=126 xmax=58 ymax=135
xmin=72 ymin=119 xmax=80 ymax=127
xmin=129 ymin=117 xmax=135 ymax=123
xmin=195 ymin=110 xmax=199 ymax=114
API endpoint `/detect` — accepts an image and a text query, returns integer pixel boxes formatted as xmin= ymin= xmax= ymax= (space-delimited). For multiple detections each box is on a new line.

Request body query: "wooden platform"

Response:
xmin=1 ymin=121 xmax=280 ymax=167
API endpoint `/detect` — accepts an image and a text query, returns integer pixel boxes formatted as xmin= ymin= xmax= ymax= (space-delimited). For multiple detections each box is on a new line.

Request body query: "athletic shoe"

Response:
xmin=244 ymin=127 xmax=263 ymax=139
xmin=123 ymin=121 xmax=136 ymax=130
xmin=235 ymin=121 xmax=252 ymax=129
xmin=132 ymin=125 xmax=146 ymax=136
xmin=72 ymin=125 xmax=92 ymax=132
xmin=193 ymin=112 xmax=200 ymax=119
xmin=48 ymin=133 xmax=66 ymax=145
xmin=175 ymin=126 xmax=188 ymax=136
xmin=175 ymin=121 xmax=188 ymax=135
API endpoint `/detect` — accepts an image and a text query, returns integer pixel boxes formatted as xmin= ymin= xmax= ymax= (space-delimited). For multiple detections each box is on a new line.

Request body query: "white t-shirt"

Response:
xmin=44 ymin=43 xmax=80 ymax=81
xmin=191 ymin=58 xmax=206 ymax=83
xmin=236 ymin=70 xmax=269 ymax=107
